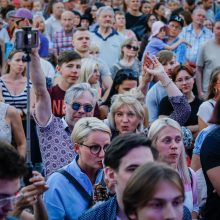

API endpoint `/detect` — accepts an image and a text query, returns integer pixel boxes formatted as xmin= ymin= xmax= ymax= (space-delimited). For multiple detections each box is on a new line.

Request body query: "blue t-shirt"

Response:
xmin=142 ymin=37 xmax=166 ymax=60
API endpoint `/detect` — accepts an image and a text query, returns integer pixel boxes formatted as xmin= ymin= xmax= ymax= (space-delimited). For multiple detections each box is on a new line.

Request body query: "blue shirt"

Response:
xmin=142 ymin=37 xmax=166 ymax=59
xmin=167 ymin=37 xmax=187 ymax=64
xmin=179 ymin=24 xmax=213 ymax=64
xmin=44 ymin=156 xmax=103 ymax=220
xmin=193 ymin=124 xmax=218 ymax=155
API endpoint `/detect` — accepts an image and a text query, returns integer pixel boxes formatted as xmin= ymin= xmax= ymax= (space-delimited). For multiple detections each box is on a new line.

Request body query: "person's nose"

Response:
xmin=122 ymin=114 xmax=129 ymax=122
xmin=163 ymin=203 xmax=177 ymax=220
xmin=98 ymin=147 xmax=105 ymax=158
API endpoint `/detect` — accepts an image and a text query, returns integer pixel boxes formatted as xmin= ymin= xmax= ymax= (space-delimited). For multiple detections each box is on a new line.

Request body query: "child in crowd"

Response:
xmin=142 ymin=20 xmax=190 ymax=59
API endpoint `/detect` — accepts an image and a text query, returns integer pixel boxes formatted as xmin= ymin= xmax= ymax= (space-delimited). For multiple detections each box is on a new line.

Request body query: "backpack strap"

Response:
xmin=56 ymin=169 xmax=93 ymax=208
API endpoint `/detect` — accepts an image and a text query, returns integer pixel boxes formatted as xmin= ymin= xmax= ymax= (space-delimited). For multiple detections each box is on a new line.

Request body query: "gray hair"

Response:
xmin=96 ymin=6 xmax=114 ymax=18
xmin=71 ymin=117 xmax=111 ymax=144
xmin=64 ymin=83 xmax=98 ymax=106
xmin=108 ymin=93 xmax=145 ymax=132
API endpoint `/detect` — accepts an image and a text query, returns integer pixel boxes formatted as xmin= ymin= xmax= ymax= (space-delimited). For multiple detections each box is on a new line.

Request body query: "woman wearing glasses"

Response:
xmin=111 ymin=38 xmax=141 ymax=79
xmin=44 ymin=117 xmax=111 ymax=220
xmin=158 ymin=64 xmax=203 ymax=151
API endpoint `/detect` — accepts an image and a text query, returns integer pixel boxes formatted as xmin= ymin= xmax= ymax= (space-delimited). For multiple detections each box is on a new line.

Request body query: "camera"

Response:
xmin=15 ymin=27 xmax=39 ymax=52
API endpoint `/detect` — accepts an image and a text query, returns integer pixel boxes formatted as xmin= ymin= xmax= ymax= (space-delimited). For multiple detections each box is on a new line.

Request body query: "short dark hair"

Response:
xmin=0 ymin=141 xmax=27 ymax=180
xmin=104 ymin=133 xmax=158 ymax=171
xmin=57 ymin=50 xmax=81 ymax=66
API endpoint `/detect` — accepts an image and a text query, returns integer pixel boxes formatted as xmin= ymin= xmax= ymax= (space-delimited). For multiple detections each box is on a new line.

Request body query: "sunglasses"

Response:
xmin=71 ymin=102 xmax=93 ymax=113
xmin=81 ymin=143 xmax=109 ymax=155
xmin=125 ymin=44 xmax=139 ymax=51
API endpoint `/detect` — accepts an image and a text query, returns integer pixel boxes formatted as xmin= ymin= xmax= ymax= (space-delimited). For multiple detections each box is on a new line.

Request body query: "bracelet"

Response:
xmin=161 ymin=79 xmax=172 ymax=88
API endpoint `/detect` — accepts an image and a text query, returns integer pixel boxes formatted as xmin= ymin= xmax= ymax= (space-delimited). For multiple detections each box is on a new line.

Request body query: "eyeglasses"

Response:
xmin=0 ymin=193 xmax=22 ymax=208
xmin=175 ymin=76 xmax=193 ymax=83
xmin=169 ymin=24 xmax=181 ymax=30
xmin=71 ymin=102 xmax=93 ymax=113
xmin=81 ymin=143 xmax=109 ymax=155
xmin=15 ymin=18 xmax=25 ymax=25
xmin=125 ymin=44 xmax=139 ymax=51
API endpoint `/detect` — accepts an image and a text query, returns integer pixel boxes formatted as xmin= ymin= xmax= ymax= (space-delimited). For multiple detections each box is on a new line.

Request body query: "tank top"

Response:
xmin=0 ymin=102 xmax=12 ymax=143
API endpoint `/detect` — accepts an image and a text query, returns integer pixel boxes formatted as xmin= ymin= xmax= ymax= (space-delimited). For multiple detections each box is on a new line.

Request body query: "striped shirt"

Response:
xmin=0 ymin=79 xmax=32 ymax=110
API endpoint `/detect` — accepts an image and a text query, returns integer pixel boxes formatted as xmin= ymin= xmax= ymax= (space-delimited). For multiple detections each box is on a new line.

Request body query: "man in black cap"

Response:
xmin=166 ymin=15 xmax=187 ymax=64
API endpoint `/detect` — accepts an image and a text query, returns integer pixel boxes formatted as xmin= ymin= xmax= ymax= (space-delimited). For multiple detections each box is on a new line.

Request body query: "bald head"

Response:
xmin=61 ymin=10 xmax=75 ymax=32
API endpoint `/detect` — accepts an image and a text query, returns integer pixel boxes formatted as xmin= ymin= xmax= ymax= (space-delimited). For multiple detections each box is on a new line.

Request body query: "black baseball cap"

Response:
xmin=169 ymin=15 xmax=184 ymax=27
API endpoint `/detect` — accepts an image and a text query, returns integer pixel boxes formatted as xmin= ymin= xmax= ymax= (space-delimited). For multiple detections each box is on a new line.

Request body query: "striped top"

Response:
xmin=0 ymin=78 xmax=32 ymax=110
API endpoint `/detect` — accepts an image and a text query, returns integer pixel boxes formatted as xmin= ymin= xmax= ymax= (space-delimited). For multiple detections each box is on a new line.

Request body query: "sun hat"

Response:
xmin=149 ymin=21 xmax=166 ymax=40
xmin=12 ymin=8 xmax=33 ymax=20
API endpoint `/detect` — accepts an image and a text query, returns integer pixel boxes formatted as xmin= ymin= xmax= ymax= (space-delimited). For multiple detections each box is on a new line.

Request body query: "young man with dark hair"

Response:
xmin=49 ymin=50 xmax=81 ymax=117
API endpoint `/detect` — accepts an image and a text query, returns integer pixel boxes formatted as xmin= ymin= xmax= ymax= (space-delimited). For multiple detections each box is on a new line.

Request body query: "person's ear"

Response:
xmin=63 ymin=102 xmax=67 ymax=115
xmin=74 ymin=143 xmax=80 ymax=154
xmin=104 ymin=167 xmax=117 ymax=185
xmin=56 ymin=65 xmax=61 ymax=73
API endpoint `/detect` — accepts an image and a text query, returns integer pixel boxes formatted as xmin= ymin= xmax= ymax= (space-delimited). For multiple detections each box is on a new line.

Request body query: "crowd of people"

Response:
xmin=0 ymin=0 xmax=220 ymax=219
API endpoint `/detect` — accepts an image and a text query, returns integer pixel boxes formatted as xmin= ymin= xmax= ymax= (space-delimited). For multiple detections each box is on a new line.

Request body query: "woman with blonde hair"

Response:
xmin=106 ymin=93 xmax=145 ymax=139
xmin=79 ymin=57 xmax=101 ymax=97
xmin=111 ymin=38 xmax=141 ymax=79
xmin=44 ymin=117 xmax=111 ymax=219
xmin=148 ymin=117 xmax=199 ymax=219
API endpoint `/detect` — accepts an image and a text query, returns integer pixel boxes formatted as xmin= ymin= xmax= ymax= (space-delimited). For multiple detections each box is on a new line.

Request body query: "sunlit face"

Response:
xmin=73 ymin=14 xmax=81 ymax=26
xmin=204 ymin=19 xmax=213 ymax=32
xmin=155 ymin=126 xmax=183 ymax=167
xmin=21 ymin=0 xmax=33 ymax=10
xmin=91 ymin=5 xmax=98 ymax=19
xmin=175 ymin=70 xmax=194 ymax=95
xmin=108 ymin=147 xmax=154 ymax=204
xmin=64 ymin=91 xmax=95 ymax=129
xmin=33 ymin=16 xmax=45 ymax=32
xmin=73 ymin=30 xmax=90 ymax=53
xmin=141 ymin=2 xmax=152 ymax=14
xmin=122 ymin=41 xmax=139 ymax=58
xmin=192 ymin=9 xmax=205 ymax=26
xmin=75 ymin=131 xmax=111 ymax=170
xmin=114 ymin=104 xmax=141 ymax=134
xmin=33 ymin=1 xmax=42 ymax=12
xmin=147 ymin=15 xmax=157 ymax=29
xmin=52 ymin=2 xmax=64 ymax=18
xmin=98 ymin=11 xmax=114 ymax=28
xmin=0 ymin=0 xmax=8 ymax=8
xmin=8 ymin=52 xmax=26 ymax=75
xmin=115 ymin=14 xmax=125 ymax=28
xmin=88 ymin=65 xmax=100 ymax=85
xmin=61 ymin=11 xmax=75 ymax=32
xmin=168 ymin=21 xmax=182 ymax=38
xmin=0 ymin=179 xmax=20 ymax=220
xmin=156 ymin=5 xmax=166 ymax=17
xmin=58 ymin=59 xmax=81 ymax=85
xmin=204 ymin=0 xmax=213 ymax=10
xmin=128 ymin=0 xmax=141 ymax=11
xmin=117 ymin=79 xmax=138 ymax=94
xmin=133 ymin=181 xmax=184 ymax=220
xmin=163 ymin=56 xmax=177 ymax=77
xmin=214 ymin=21 xmax=220 ymax=40
xmin=156 ymin=27 xmax=166 ymax=40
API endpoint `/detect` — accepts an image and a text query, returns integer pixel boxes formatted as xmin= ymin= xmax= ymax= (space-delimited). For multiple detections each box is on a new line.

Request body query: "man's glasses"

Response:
xmin=175 ymin=76 xmax=192 ymax=83
xmin=125 ymin=44 xmax=139 ymax=51
xmin=71 ymin=102 xmax=93 ymax=113
xmin=0 ymin=193 xmax=22 ymax=208
xmin=81 ymin=143 xmax=109 ymax=155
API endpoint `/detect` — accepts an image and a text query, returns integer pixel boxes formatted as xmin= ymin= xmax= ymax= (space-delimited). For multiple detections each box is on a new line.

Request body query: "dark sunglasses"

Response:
xmin=71 ymin=102 xmax=93 ymax=113
xmin=81 ymin=143 xmax=109 ymax=155
xmin=125 ymin=44 xmax=139 ymax=51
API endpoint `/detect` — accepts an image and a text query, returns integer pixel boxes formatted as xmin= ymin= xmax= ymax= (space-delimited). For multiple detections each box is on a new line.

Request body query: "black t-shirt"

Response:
xmin=158 ymin=96 xmax=203 ymax=126
xmin=125 ymin=12 xmax=146 ymax=41
xmin=200 ymin=127 xmax=220 ymax=219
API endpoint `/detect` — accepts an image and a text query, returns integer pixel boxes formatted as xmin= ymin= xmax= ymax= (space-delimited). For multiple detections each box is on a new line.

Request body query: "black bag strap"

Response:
xmin=56 ymin=169 xmax=93 ymax=207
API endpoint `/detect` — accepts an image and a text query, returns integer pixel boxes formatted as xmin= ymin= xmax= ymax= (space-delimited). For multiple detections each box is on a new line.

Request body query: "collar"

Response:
xmin=93 ymin=26 xmax=119 ymax=41
xmin=62 ymin=117 xmax=71 ymax=134
xmin=186 ymin=23 xmax=207 ymax=33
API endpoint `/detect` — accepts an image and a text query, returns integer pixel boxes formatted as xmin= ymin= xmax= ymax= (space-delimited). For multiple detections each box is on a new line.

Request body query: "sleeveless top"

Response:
xmin=0 ymin=78 xmax=32 ymax=110
xmin=0 ymin=102 xmax=12 ymax=143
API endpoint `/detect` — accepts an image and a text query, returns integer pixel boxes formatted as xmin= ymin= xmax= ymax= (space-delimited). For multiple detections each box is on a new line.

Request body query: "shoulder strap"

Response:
xmin=56 ymin=169 xmax=93 ymax=207
xmin=209 ymin=100 xmax=215 ymax=108
xmin=188 ymin=168 xmax=193 ymax=189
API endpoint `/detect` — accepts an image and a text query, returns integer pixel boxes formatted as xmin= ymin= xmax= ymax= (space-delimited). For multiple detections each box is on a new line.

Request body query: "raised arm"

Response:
xmin=30 ymin=49 xmax=52 ymax=126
